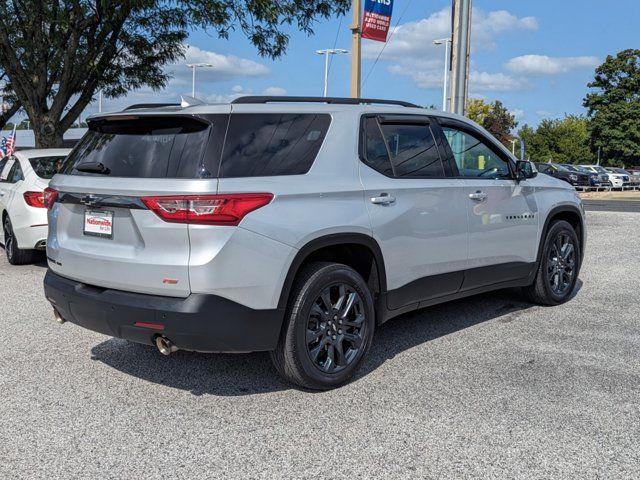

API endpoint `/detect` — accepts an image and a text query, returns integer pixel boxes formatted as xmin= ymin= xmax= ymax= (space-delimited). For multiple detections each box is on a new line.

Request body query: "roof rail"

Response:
xmin=231 ymin=96 xmax=420 ymax=108
xmin=123 ymin=103 xmax=181 ymax=111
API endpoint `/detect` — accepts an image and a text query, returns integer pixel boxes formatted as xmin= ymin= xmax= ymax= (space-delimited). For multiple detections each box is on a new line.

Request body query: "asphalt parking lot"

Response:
xmin=1 ymin=211 xmax=639 ymax=479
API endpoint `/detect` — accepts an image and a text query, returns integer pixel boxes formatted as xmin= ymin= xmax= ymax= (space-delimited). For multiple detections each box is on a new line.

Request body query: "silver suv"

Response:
xmin=44 ymin=96 xmax=586 ymax=390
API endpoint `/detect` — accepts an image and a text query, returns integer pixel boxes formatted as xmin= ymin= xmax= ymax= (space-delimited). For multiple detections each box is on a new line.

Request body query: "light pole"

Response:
xmin=98 ymin=89 xmax=103 ymax=113
xmin=510 ymin=138 xmax=518 ymax=155
xmin=316 ymin=49 xmax=349 ymax=97
xmin=186 ymin=63 xmax=214 ymax=97
xmin=434 ymin=38 xmax=452 ymax=111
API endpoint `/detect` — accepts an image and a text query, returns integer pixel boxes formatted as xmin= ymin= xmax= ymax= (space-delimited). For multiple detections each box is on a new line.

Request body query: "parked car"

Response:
xmin=560 ymin=164 xmax=606 ymax=187
xmin=0 ymin=149 xmax=71 ymax=264
xmin=579 ymin=165 xmax=624 ymax=188
xmin=534 ymin=162 xmax=591 ymax=187
xmin=43 ymin=96 xmax=585 ymax=390
xmin=605 ymin=167 xmax=637 ymax=186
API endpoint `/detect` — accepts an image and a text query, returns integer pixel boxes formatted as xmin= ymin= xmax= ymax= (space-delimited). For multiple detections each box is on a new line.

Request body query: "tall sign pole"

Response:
xmin=449 ymin=0 xmax=472 ymax=115
xmin=350 ymin=0 xmax=362 ymax=98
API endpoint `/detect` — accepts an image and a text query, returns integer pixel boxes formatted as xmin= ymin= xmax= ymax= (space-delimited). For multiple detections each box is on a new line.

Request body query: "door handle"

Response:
xmin=468 ymin=191 xmax=488 ymax=202
xmin=370 ymin=193 xmax=396 ymax=205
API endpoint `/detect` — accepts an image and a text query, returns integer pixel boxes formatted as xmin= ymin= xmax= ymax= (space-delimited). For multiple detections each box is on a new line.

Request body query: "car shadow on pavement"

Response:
xmin=90 ymin=283 xmax=582 ymax=397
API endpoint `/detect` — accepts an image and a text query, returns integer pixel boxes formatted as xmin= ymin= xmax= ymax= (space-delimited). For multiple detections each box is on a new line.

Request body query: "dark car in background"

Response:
xmin=535 ymin=163 xmax=591 ymax=187
xmin=561 ymin=164 xmax=608 ymax=187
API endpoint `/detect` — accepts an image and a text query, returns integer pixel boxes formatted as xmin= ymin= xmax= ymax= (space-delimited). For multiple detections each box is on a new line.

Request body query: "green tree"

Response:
xmin=465 ymin=98 xmax=491 ymax=124
xmin=518 ymin=115 xmax=594 ymax=164
xmin=0 ymin=1 xmax=349 ymax=147
xmin=465 ymin=98 xmax=518 ymax=147
xmin=583 ymin=49 xmax=640 ymax=166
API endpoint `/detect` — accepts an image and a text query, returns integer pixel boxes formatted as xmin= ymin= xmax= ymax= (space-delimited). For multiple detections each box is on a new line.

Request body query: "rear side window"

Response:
xmin=379 ymin=123 xmax=444 ymax=178
xmin=219 ymin=114 xmax=331 ymax=177
xmin=63 ymin=116 xmax=211 ymax=178
xmin=361 ymin=117 xmax=393 ymax=176
xmin=29 ymin=156 xmax=67 ymax=179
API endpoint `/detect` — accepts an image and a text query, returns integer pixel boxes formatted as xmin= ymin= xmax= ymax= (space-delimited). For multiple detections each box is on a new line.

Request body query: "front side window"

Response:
xmin=442 ymin=127 xmax=511 ymax=179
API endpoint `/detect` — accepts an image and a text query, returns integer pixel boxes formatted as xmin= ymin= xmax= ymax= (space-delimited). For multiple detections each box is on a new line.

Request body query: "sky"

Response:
xmin=61 ymin=0 xmax=640 ymax=128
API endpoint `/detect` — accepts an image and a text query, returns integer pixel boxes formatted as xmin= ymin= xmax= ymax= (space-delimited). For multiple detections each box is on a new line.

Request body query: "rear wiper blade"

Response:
xmin=76 ymin=162 xmax=111 ymax=175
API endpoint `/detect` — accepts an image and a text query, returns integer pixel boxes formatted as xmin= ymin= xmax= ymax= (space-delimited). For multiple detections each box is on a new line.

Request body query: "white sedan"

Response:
xmin=0 ymin=149 xmax=71 ymax=264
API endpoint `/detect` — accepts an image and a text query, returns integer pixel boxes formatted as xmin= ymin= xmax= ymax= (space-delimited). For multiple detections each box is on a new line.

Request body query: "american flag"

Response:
xmin=4 ymin=126 xmax=16 ymax=155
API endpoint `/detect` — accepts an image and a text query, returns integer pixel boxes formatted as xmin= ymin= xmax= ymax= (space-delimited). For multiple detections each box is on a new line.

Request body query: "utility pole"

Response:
xmin=350 ymin=0 xmax=362 ymax=98
xmin=449 ymin=0 xmax=472 ymax=115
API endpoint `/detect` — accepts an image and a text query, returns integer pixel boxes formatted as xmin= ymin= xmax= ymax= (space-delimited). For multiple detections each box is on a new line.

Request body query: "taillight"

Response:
xmin=43 ymin=187 xmax=58 ymax=210
xmin=23 ymin=191 xmax=46 ymax=208
xmin=141 ymin=193 xmax=273 ymax=226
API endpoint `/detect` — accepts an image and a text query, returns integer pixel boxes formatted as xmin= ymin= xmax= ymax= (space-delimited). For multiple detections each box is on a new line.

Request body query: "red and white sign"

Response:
xmin=362 ymin=0 xmax=394 ymax=43
xmin=84 ymin=210 xmax=113 ymax=238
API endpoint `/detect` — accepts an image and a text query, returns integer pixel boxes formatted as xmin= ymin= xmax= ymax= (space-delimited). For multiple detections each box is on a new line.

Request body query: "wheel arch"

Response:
xmin=538 ymin=205 xmax=585 ymax=263
xmin=277 ymin=233 xmax=387 ymax=313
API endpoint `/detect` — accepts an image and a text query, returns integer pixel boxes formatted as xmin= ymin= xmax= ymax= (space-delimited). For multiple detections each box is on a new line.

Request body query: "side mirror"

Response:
xmin=515 ymin=160 xmax=537 ymax=181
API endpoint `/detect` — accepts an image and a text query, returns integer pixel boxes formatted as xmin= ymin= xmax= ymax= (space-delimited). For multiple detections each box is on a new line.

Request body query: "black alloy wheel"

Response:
xmin=271 ymin=262 xmax=375 ymax=390
xmin=306 ymin=283 xmax=367 ymax=374
xmin=546 ymin=231 xmax=576 ymax=296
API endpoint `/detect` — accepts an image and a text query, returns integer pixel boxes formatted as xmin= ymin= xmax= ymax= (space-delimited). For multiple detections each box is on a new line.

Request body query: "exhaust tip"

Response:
xmin=53 ymin=309 xmax=66 ymax=324
xmin=155 ymin=336 xmax=178 ymax=356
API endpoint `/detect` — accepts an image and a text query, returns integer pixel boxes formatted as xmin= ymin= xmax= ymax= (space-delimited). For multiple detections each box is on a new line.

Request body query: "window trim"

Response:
xmin=435 ymin=118 xmax=516 ymax=180
xmin=358 ymin=114 xmax=452 ymax=180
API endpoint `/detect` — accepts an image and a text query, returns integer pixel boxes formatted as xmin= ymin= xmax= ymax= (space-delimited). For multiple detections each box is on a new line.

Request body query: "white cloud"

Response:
xmin=365 ymin=7 xmax=538 ymax=94
xmin=166 ymin=45 xmax=269 ymax=87
xmin=262 ymin=86 xmax=287 ymax=96
xmin=505 ymin=55 xmax=599 ymax=76
xmin=363 ymin=7 xmax=538 ymax=62
xmin=510 ymin=108 xmax=525 ymax=121
xmin=470 ymin=71 xmax=528 ymax=92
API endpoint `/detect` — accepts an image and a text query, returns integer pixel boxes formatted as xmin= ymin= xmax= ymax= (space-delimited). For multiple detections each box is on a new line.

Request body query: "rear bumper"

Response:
xmin=44 ymin=270 xmax=285 ymax=353
xmin=16 ymin=224 xmax=48 ymax=250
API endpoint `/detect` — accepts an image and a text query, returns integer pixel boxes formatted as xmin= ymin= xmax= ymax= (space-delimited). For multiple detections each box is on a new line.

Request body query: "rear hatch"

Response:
xmin=47 ymin=110 xmax=229 ymax=297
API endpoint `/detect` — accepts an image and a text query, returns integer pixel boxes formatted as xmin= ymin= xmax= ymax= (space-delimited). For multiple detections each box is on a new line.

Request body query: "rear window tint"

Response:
xmin=63 ymin=117 xmax=211 ymax=178
xmin=219 ymin=114 xmax=331 ymax=177
xmin=29 ymin=156 xmax=67 ymax=179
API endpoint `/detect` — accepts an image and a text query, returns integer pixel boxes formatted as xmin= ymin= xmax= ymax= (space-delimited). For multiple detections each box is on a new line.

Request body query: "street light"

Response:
xmin=510 ymin=138 xmax=518 ymax=155
xmin=434 ymin=38 xmax=452 ymax=112
xmin=186 ymin=63 xmax=214 ymax=97
xmin=315 ymin=49 xmax=349 ymax=97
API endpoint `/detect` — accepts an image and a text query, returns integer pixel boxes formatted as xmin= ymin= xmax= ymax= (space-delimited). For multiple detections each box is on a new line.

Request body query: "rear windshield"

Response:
xmin=63 ymin=113 xmax=331 ymax=179
xmin=29 ymin=156 xmax=68 ymax=179
xmin=219 ymin=113 xmax=331 ymax=177
xmin=62 ymin=116 xmax=211 ymax=178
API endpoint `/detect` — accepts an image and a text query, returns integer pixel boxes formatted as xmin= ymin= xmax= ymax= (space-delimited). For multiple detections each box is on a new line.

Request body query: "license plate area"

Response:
xmin=83 ymin=209 xmax=114 ymax=239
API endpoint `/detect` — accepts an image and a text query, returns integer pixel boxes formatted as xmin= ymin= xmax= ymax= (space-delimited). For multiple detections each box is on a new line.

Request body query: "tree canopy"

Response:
xmin=583 ymin=49 xmax=640 ymax=166
xmin=0 ymin=1 xmax=350 ymax=146
xmin=518 ymin=116 xmax=594 ymax=164
xmin=465 ymin=98 xmax=518 ymax=147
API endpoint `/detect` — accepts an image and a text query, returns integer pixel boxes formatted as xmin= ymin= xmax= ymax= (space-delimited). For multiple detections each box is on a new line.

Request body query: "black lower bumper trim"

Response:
xmin=44 ymin=270 xmax=285 ymax=353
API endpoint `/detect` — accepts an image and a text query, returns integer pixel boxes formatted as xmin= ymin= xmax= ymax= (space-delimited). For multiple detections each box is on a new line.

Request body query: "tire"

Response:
xmin=523 ymin=220 xmax=581 ymax=305
xmin=271 ymin=262 xmax=376 ymax=390
xmin=3 ymin=215 xmax=38 ymax=265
